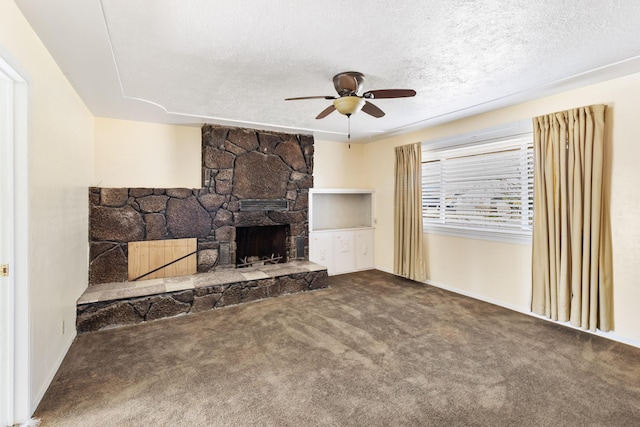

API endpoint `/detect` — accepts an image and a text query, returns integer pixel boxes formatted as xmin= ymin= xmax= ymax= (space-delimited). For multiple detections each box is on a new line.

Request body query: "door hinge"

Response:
xmin=1 ymin=264 xmax=8 ymax=277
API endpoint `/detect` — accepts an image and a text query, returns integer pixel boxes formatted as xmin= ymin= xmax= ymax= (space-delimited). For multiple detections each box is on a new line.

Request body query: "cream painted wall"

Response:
xmin=313 ymin=139 xmax=367 ymax=189
xmin=423 ymin=234 xmax=532 ymax=310
xmin=0 ymin=0 xmax=94 ymax=418
xmin=362 ymin=72 xmax=640 ymax=345
xmin=94 ymin=117 xmax=201 ymax=188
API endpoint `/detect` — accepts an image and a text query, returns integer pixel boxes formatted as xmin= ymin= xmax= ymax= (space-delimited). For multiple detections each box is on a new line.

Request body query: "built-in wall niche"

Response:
xmin=309 ymin=189 xmax=374 ymax=231
xmin=309 ymin=189 xmax=375 ymax=275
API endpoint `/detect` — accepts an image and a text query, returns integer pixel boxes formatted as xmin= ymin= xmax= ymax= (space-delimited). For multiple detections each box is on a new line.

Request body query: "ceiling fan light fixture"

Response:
xmin=333 ymin=96 xmax=365 ymax=116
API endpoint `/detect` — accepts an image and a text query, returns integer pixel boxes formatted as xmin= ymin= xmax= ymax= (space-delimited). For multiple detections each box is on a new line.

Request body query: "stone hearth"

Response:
xmin=77 ymin=260 xmax=328 ymax=333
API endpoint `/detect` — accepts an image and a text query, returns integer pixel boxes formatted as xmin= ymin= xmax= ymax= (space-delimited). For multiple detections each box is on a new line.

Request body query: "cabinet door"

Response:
xmin=332 ymin=231 xmax=355 ymax=275
xmin=355 ymin=229 xmax=374 ymax=271
xmin=309 ymin=232 xmax=334 ymax=274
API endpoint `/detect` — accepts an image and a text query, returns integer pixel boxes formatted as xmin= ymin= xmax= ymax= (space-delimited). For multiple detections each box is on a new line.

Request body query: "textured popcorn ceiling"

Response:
xmin=15 ymin=0 xmax=640 ymax=142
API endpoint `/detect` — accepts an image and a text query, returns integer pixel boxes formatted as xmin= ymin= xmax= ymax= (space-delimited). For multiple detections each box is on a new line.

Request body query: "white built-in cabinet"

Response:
xmin=309 ymin=189 xmax=375 ymax=275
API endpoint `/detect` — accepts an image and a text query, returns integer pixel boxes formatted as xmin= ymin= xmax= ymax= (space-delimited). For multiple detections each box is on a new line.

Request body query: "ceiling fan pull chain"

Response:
xmin=348 ymin=114 xmax=351 ymax=148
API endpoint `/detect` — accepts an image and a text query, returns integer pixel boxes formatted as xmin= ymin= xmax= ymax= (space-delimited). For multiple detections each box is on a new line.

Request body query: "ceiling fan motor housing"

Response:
xmin=333 ymin=71 xmax=365 ymax=96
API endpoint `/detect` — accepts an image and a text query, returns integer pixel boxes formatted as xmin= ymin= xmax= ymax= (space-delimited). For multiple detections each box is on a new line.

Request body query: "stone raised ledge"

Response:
xmin=76 ymin=261 xmax=328 ymax=333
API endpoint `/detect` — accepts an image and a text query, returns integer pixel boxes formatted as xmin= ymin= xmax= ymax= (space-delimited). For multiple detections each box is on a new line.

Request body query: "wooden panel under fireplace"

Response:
xmin=128 ymin=238 xmax=197 ymax=280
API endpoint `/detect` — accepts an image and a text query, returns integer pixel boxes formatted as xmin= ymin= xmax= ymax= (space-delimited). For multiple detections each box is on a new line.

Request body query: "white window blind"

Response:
xmin=422 ymin=132 xmax=533 ymax=244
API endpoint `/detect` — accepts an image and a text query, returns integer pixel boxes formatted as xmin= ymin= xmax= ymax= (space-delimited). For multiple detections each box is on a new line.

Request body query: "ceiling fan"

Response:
xmin=285 ymin=71 xmax=417 ymax=119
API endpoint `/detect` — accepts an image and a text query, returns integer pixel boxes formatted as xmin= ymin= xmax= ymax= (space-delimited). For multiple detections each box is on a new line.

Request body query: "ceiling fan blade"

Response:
xmin=362 ymin=101 xmax=385 ymax=118
xmin=285 ymin=95 xmax=336 ymax=101
xmin=315 ymin=105 xmax=336 ymax=119
xmin=362 ymin=89 xmax=417 ymax=99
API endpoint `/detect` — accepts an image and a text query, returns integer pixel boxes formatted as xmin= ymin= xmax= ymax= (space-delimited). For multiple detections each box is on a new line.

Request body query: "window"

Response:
xmin=421 ymin=123 xmax=533 ymax=244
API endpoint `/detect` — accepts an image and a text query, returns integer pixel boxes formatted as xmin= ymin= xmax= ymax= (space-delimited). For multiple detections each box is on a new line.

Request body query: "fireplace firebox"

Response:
xmin=236 ymin=225 xmax=289 ymax=268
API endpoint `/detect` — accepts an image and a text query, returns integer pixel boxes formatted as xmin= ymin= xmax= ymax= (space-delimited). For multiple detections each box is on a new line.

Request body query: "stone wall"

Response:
xmin=89 ymin=125 xmax=314 ymax=285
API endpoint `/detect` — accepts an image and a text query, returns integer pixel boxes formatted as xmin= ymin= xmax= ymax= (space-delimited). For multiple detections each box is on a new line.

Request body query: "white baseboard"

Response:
xmin=422 ymin=277 xmax=528 ymax=314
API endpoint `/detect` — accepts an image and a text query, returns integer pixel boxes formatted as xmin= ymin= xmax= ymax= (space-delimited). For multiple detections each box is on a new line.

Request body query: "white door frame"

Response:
xmin=0 ymin=53 xmax=30 ymax=426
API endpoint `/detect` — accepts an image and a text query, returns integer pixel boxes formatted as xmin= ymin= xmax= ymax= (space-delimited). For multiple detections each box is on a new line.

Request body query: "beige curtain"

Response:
xmin=531 ymin=104 xmax=613 ymax=332
xmin=394 ymin=143 xmax=426 ymax=282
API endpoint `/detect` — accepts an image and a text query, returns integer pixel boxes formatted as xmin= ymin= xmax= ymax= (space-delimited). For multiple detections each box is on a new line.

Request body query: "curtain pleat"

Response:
xmin=394 ymin=143 xmax=426 ymax=282
xmin=531 ymin=104 xmax=612 ymax=332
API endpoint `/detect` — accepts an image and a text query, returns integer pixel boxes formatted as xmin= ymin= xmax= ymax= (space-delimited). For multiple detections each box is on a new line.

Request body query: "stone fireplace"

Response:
xmin=79 ymin=124 xmax=327 ymax=333
xmin=88 ymin=125 xmax=314 ymax=285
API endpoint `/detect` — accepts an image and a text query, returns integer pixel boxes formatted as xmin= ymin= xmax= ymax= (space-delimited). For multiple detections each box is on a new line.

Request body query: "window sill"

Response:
xmin=423 ymin=224 xmax=532 ymax=245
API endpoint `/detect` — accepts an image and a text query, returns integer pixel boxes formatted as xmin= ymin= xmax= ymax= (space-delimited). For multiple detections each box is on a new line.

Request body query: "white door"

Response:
xmin=332 ymin=231 xmax=355 ymax=275
xmin=309 ymin=232 xmax=334 ymax=275
xmin=0 ymin=61 xmax=16 ymax=427
xmin=0 ymin=55 xmax=29 ymax=426
xmin=355 ymin=229 xmax=375 ymax=271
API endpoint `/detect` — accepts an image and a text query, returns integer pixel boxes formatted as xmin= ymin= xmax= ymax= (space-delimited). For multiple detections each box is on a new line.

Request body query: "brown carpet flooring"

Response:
xmin=34 ymin=270 xmax=640 ymax=426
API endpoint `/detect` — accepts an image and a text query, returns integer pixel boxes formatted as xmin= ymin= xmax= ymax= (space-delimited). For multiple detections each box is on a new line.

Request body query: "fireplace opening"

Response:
xmin=236 ymin=225 xmax=289 ymax=268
